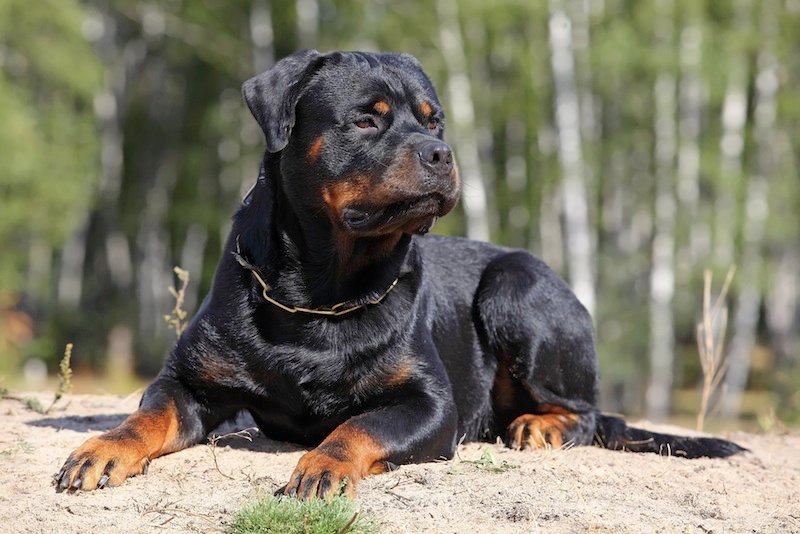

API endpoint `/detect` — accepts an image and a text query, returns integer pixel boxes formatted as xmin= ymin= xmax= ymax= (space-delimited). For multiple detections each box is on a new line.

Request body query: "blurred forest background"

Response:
xmin=1 ymin=0 xmax=798 ymax=426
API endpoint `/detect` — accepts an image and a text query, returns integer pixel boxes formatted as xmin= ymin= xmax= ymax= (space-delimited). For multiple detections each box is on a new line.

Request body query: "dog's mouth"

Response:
xmin=342 ymin=193 xmax=446 ymax=235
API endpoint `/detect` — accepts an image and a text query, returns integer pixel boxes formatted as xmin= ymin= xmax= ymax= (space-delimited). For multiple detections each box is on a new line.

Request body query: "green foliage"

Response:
xmin=0 ymin=0 xmax=103 ymax=294
xmin=231 ymin=496 xmax=376 ymax=534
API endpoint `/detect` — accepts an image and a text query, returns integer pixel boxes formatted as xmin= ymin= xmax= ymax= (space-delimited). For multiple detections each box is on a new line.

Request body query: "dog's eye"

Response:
xmin=354 ymin=117 xmax=378 ymax=131
xmin=426 ymin=118 xmax=440 ymax=130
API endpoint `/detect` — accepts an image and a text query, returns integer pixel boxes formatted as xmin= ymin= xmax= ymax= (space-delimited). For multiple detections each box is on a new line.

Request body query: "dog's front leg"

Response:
xmin=280 ymin=379 xmax=457 ymax=500
xmin=54 ymin=371 xmax=233 ymax=492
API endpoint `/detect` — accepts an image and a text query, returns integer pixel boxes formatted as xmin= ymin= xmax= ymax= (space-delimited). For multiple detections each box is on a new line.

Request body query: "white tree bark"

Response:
xmin=766 ymin=248 xmax=799 ymax=365
xmin=95 ymin=8 xmax=136 ymax=291
xmin=548 ymin=0 xmax=595 ymax=317
xmin=249 ymin=1 xmax=274 ymax=74
xmin=722 ymin=8 xmax=778 ymax=417
xmin=56 ymin=227 xmax=87 ymax=307
xmin=240 ymin=1 xmax=275 ymax=199
xmin=714 ymin=0 xmax=751 ymax=265
xmin=676 ymin=23 xmax=706 ymax=265
xmin=179 ymin=223 xmax=208 ymax=313
xmin=571 ymin=0 xmax=599 ymax=145
xmin=646 ymin=0 xmax=677 ymax=420
xmin=135 ymin=54 xmax=178 ymax=352
xmin=295 ymin=0 xmax=319 ymax=50
xmin=25 ymin=240 xmax=52 ymax=304
xmin=436 ymin=0 xmax=491 ymax=242
xmin=504 ymin=118 xmax=529 ymax=248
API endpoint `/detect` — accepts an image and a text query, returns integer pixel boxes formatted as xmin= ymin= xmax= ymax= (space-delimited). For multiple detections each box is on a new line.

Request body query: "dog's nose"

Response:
xmin=418 ymin=141 xmax=453 ymax=175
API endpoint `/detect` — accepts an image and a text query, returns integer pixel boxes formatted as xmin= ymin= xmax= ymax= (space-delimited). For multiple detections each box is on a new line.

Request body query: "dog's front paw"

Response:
xmin=278 ymin=449 xmax=363 ymax=500
xmin=54 ymin=434 xmax=150 ymax=493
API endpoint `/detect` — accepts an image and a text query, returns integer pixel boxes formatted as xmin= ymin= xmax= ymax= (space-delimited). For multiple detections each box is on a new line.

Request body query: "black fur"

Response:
xmin=55 ymin=49 xmax=744 ymax=497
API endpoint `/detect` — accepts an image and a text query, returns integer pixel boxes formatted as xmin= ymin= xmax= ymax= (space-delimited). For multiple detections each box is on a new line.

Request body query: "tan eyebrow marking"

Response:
xmin=420 ymin=101 xmax=433 ymax=118
xmin=373 ymin=100 xmax=391 ymax=115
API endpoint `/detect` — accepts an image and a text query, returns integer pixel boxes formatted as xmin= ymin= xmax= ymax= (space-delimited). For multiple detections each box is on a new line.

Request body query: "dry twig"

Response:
xmin=206 ymin=427 xmax=258 ymax=480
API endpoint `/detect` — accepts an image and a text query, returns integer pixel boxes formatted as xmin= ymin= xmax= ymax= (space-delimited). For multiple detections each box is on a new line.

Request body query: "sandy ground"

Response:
xmin=0 ymin=392 xmax=798 ymax=534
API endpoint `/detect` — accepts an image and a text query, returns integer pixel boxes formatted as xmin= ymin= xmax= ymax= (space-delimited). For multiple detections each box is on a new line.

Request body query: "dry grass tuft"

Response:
xmin=696 ymin=266 xmax=735 ymax=431
xmin=45 ymin=342 xmax=73 ymax=414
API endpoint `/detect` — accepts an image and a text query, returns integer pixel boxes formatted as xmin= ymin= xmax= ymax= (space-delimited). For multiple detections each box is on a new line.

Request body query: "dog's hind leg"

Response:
xmin=475 ymin=251 xmax=599 ymax=450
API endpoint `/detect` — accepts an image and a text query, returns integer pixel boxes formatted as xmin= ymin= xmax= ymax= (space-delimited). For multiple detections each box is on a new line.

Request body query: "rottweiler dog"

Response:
xmin=55 ymin=50 xmax=744 ymax=499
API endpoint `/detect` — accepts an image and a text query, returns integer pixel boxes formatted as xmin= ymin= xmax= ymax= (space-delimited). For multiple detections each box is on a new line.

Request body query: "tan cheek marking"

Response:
xmin=307 ymin=136 xmax=325 ymax=164
xmin=322 ymin=180 xmax=368 ymax=219
xmin=374 ymin=100 xmax=391 ymax=115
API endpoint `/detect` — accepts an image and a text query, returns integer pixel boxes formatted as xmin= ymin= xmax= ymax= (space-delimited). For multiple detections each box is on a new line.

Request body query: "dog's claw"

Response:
xmin=98 ymin=474 xmax=109 ymax=489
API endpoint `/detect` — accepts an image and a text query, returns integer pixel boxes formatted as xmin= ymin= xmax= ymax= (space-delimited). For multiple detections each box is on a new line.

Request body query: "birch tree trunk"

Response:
xmin=646 ymin=0 xmax=677 ymax=420
xmin=504 ymin=118 xmax=528 ymax=248
xmin=722 ymin=6 xmax=778 ymax=417
xmin=134 ymin=46 xmax=181 ymax=369
xmin=571 ymin=0 xmax=598 ymax=226
xmin=676 ymin=23 xmax=706 ymax=266
xmin=548 ymin=0 xmax=595 ymax=317
xmin=436 ymin=0 xmax=491 ymax=242
xmin=240 ymin=0 xmax=276 ymax=199
xmin=56 ymin=221 xmax=88 ymax=308
xmin=714 ymin=0 xmax=751 ymax=266
xmin=295 ymin=0 xmax=319 ymax=50
xmin=766 ymin=249 xmax=799 ymax=367
xmin=95 ymin=7 xmax=137 ymax=292
xmin=249 ymin=1 xmax=274 ymax=75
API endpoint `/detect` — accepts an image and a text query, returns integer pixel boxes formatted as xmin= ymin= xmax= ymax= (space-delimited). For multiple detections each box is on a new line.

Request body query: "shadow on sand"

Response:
xmin=27 ymin=409 xmax=305 ymax=455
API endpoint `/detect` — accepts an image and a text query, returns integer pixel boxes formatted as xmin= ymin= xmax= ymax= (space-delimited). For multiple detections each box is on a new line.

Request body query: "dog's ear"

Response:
xmin=242 ymin=49 xmax=324 ymax=153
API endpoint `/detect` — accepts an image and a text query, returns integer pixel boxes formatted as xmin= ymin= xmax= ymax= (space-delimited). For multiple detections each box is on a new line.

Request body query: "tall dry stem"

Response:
xmin=696 ymin=266 xmax=735 ymax=431
xmin=164 ymin=267 xmax=191 ymax=337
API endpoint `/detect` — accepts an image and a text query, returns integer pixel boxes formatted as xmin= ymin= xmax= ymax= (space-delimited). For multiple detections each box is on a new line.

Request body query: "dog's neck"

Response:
xmin=234 ymin=157 xmax=411 ymax=308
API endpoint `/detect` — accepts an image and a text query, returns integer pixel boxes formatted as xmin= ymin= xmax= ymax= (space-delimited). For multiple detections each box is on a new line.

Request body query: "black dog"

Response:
xmin=55 ymin=50 xmax=744 ymax=499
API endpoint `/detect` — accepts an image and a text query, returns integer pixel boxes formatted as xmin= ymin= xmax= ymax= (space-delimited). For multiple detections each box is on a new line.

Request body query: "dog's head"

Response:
xmin=243 ymin=50 xmax=460 ymax=237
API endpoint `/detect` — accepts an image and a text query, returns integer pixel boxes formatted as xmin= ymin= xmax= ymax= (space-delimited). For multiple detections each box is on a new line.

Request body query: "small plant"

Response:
xmin=45 ymin=343 xmax=74 ymax=414
xmin=0 ymin=389 xmax=43 ymax=413
xmin=463 ymin=447 xmax=518 ymax=473
xmin=164 ymin=267 xmax=191 ymax=336
xmin=24 ymin=397 xmax=44 ymax=414
xmin=231 ymin=495 xmax=377 ymax=534
xmin=0 ymin=440 xmax=34 ymax=457
xmin=696 ymin=266 xmax=735 ymax=432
